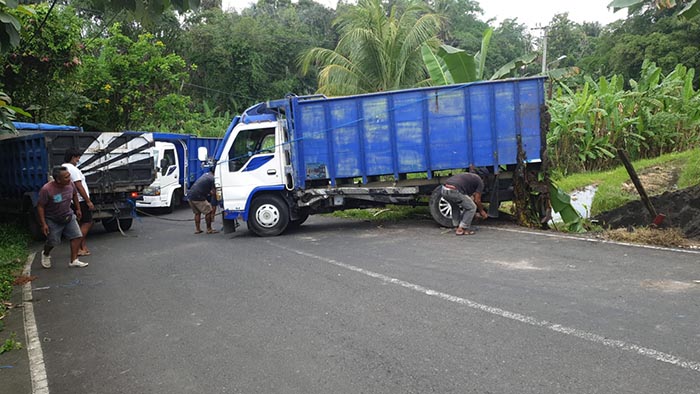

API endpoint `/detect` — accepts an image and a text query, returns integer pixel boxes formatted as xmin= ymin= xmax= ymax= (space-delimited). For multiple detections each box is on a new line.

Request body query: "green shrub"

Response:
xmin=0 ymin=223 xmax=29 ymax=317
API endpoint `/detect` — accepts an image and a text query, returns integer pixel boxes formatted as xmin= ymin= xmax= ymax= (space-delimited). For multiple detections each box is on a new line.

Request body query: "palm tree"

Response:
xmin=300 ymin=0 xmax=442 ymax=96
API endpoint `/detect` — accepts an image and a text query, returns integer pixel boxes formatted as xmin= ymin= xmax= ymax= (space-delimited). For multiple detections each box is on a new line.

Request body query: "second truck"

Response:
xmin=136 ymin=133 xmax=221 ymax=212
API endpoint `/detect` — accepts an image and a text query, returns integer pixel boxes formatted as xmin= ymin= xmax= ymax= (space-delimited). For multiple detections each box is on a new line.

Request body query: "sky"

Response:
xmin=222 ymin=0 xmax=626 ymax=29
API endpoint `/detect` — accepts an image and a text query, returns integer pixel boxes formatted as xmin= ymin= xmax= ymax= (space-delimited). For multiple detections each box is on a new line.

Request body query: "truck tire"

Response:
xmin=166 ymin=189 xmax=182 ymax=213
xmin=247 ymin=195 xmax=289 ymax=237
xmin=103 ymin=218 xmax=133 ymax=232
xmin=27 ymin=208 xmax=44 ymax=241
xmin=429 ymin=186 xmax=454 ymax=228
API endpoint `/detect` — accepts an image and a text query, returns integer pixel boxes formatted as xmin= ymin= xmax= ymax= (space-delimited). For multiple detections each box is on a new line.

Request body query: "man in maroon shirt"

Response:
xmin=36 ymin=166 xmax=88 ymax=268
xmin=441 ymin=172 xmax=488 ymax=235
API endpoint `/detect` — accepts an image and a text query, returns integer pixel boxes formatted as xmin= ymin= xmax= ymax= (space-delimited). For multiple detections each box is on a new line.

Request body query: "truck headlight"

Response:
xmin=143 ymin=186 xmax=161 ymax=196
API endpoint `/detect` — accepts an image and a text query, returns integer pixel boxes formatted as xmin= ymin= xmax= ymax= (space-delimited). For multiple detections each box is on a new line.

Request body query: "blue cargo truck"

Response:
xmin=0 ymin=125 xmax=155 ymax=238
xmin=203 ymin=77 xmax=550 ymax=236
xmin=136 ymin=133 xmax=221 ymax=212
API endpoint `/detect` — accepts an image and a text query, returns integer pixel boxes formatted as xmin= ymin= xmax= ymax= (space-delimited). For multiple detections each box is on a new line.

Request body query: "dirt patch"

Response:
xmin=603 ymin=227 xmax=696 ymax=248
xmin=620 ymin=165 xmax=681 ymax=195
xmin=12 ymin=275 xmax=36 ymax=286
xmin=594 ymin=184 xmax=700 ymax=240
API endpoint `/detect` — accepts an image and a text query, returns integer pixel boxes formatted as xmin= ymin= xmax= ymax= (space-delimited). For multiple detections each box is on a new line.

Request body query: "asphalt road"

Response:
xmin=27 ymin=209 xmax=700 ymax=393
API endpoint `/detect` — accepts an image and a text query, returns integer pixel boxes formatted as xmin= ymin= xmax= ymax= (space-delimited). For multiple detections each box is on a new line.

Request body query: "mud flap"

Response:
xmin=487 ymin=173 xmax=500 ymax=218
xmin=223 ymin=218 xmax=239 ymax=234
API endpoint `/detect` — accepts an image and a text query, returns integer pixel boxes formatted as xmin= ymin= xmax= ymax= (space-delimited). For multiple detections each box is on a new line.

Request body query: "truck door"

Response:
xmin=219 ymin=123 xmax=284 ymax=213
xmin=158 ymin=146 xmax=179 ymax=194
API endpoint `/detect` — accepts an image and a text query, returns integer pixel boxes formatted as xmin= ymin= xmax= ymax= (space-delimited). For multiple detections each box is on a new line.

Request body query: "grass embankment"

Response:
xmin=0 ymin=223 xmax=29 ymax=354
xmin=554 ymin=149 xmax=700 ymax=216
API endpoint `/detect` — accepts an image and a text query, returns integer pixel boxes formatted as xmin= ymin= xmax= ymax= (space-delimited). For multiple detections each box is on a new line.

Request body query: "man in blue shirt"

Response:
xmin=188 ymin=167 xmax=218 ymax=234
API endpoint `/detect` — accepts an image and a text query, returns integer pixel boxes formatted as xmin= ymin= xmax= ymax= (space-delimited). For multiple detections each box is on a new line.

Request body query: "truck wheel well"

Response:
xmin=250 ymin=190 xmax=292 ymax=210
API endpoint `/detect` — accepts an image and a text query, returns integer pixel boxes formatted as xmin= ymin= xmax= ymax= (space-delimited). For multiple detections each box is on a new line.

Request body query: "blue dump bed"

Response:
xmin=0 ymin=133 xmax=50 ymax=199
xmin=186 ymin=136 xmax=220 ymax=184
xmin=285 ymin=77 xmax=546 ymax=188
xmin=151 ymin=133 xmax=221 ymax=185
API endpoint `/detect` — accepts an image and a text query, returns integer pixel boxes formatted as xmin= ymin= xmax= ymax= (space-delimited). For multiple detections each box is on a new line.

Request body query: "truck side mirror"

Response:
xmin=198 ymin=147 xmax=208 ymax=162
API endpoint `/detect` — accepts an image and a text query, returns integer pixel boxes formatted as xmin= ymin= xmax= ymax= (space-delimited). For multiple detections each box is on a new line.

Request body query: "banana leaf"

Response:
xmin=549 ymin=182 xmax=585 ymax=233
xmin=421 ymin=45 xmax=452 ymax=86
xmin=437 ymin=45 xmax=476 ymax=83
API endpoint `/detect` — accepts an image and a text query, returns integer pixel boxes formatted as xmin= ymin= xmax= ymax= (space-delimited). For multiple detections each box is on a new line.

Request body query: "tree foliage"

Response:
xmin=1 ymin=3 xmax=83 ymax=123
xmin=608 ymin=0 xmax=700 ymax=19
xmin=75 ymin=23 xmax=191 ymax=131
xmin=300 ymin=0 xmax=442 ymax=95
xmin=583 ymin=8 xmax=700 ymax=84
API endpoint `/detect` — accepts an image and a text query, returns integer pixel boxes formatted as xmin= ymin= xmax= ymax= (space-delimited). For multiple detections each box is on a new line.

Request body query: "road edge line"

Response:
xmin=22 ymin=252 xmax=50 ymax=394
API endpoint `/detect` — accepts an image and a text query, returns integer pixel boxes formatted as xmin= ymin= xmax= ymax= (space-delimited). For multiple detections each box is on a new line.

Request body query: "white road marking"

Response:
xmin=22 ymin=252 xmax=50 ymax=394
xmin=271 ymin=243 xmax=700 ymax=373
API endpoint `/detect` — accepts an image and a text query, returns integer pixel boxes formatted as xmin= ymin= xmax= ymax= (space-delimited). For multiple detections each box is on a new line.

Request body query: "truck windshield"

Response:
xmin=228 ymin=127 xmax=275 ymax=172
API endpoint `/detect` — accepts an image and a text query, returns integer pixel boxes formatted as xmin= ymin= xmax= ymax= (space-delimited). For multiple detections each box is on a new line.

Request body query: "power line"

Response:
xmin=25 ymin=0 xmax=59 ymax=49
xmin=182 ymin=82 xmax=259 ymax=102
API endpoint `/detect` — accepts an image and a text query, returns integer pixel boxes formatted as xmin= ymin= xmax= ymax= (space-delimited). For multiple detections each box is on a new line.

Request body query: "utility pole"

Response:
xmin=531 ymin=25 xmax=549 ymax=74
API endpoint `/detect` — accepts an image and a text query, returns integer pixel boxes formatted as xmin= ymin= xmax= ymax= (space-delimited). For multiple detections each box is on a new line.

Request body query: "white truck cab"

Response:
xmin=215 ymin=119 xmax=288 ymax=226
xmin=137 ymin=141 xmax=182 ymax=211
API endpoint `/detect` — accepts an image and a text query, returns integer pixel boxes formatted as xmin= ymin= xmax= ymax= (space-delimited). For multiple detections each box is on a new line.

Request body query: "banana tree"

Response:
xmin=421 ymin=28 xmax=540 ymax=84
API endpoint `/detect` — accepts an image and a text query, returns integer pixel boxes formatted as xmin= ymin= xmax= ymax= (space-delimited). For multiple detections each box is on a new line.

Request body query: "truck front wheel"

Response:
xmin=248 ymin=195 xmax=289 ymax=236
xmin=429 ymin=186 xmax=454 ymax=228
xmin=166 ymin=189 xmax=182 ymax=213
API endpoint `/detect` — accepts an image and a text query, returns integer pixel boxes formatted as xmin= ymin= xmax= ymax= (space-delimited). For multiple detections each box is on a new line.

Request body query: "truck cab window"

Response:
xmin=161 ymin=149 xmax=176 ymax=175
xmin=228 ymin=127 xmax=276 ymax=172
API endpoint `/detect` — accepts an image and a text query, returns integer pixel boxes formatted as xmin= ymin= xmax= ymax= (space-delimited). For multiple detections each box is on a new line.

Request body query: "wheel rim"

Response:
xmin=438 ymin=197 xmax=453 ymax=219
xmin=255 ymin=203 xmax=280 ymax=228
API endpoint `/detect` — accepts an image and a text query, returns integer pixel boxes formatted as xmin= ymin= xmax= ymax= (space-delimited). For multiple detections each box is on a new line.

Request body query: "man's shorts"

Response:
xmin=46 ymin=214 xmax=82 ymax=247
xmin=78 ymin=201 xmax=93 ymax=224
xmin=189 ymin=200 xmax=212 ymax=215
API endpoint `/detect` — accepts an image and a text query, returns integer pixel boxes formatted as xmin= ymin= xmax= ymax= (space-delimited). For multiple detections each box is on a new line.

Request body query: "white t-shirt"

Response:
xmin=63 ymin=162 xmax=90 ymax=202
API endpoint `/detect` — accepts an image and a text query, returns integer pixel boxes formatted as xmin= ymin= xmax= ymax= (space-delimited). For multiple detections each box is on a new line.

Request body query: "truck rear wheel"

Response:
xmin=429 ymin=186 xmax=454 ymax=228
xmin=103 ymin=218 xmax=133 ymax=232
xmin=247 ymin=195 xmax=289 ymax=237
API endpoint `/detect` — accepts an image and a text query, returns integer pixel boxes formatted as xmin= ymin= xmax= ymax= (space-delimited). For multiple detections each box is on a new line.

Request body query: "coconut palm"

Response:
xmin=299 ymin=0 xmax=442 ymax=96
